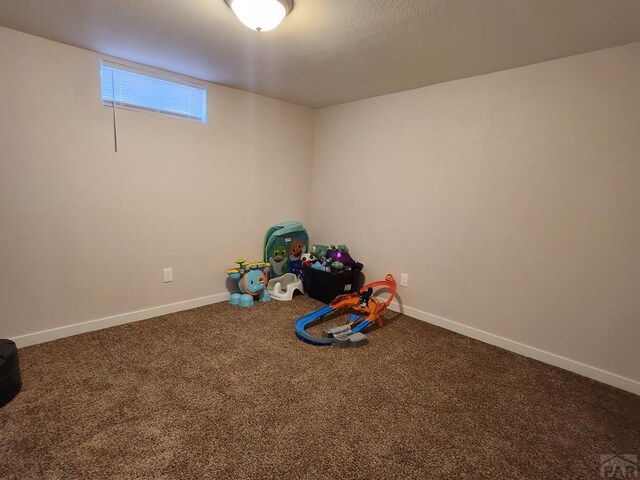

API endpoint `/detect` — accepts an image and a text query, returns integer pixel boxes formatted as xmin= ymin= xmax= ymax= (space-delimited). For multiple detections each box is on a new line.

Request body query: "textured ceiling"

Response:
xmin=1 ymin=0 xmax=640 ymax=107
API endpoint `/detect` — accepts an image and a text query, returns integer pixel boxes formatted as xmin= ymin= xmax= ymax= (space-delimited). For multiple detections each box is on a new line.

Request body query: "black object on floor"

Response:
xmin=0 ymin=339 xmax=21 ymax=408
xmin=303 ymin=265 xmax=363 ymax=304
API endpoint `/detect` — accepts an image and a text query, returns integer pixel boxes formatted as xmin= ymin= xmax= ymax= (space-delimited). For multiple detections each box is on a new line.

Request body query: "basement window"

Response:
xmin=100 ymin=60 xmax=207 ymax=124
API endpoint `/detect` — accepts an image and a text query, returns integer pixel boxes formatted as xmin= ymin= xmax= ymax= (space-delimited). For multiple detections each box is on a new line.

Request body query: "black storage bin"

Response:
xmin=0 ymin=339 xmax=21 ymax=408
xmin=303 ymin=265 xmax=363 ymax=304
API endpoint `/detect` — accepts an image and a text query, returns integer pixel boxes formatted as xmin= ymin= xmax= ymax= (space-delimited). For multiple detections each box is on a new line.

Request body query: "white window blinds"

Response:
xmin=100 ymin=61 xmax=207 ymax=124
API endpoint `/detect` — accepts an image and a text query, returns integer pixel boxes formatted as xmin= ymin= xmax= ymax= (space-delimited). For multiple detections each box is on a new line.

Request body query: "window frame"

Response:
xmin=100 ymin=60 xmax=208 ymax=124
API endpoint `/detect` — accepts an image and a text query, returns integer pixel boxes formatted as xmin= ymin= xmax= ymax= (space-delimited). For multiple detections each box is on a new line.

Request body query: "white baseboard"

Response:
xmin=10 ymin=293 xmax=638 ymax=395
xmin=388 ymin=302 xmax=640 ymax=396
xmin=10 ymin=292 xmax=230 ymax=348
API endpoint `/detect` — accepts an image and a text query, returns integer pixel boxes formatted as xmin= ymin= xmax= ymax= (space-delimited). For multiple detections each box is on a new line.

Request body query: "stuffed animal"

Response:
xmin=301 ymin=252 xmax=316 ymax=266
xmin=327 ymin=245 xmax=357 ymax=267
xmin=311 ymin=244 xmax=330 ymax=260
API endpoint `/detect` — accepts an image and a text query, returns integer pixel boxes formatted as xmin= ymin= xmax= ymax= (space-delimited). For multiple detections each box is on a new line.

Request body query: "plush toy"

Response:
xmin=287 ymin=240 xmax=305 ymax=277
xmin=301 ymin=252 xmax=316 ymax=267
xmin=331 ymin=261 xmax=345 ymax=271
xmin=227 ymin=258 xmax=271 ymax=307
xmin=308 ymin=244 xmax=363 ymax=273
xmin=311 ymin=244 xmax=330 ymax=260
xmin=269 ymin=245 xmax=288 ymax=277
xmin=327 ymin=245 xmax=358 ymax=267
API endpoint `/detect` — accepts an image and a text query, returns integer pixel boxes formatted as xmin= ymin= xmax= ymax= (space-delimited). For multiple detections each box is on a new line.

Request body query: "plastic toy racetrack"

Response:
xmin=294 ymin=274 xmax=396 ymax=347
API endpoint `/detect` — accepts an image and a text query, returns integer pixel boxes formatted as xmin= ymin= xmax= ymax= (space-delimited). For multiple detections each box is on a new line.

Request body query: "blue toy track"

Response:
xmin=294 ymin=306 xmax=372 ymax=345
xmin=294 ymin=275 xmax=397 ymax=347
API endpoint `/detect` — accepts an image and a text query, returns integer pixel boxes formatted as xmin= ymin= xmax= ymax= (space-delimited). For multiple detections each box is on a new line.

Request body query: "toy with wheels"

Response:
xmin=294 ymin=274 xmax=397 ymax=347
xmin=227 ymin=258 xmax=271 ymax=307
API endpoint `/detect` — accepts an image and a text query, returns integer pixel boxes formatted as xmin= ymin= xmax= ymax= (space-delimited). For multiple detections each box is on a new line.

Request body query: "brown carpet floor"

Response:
xmin=1 ymin=295 xmax=638 ymax=479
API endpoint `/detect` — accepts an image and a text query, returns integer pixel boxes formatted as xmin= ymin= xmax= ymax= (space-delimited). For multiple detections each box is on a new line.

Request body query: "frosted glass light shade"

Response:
xmin=226 ymin=0 xmax=292 ymax=32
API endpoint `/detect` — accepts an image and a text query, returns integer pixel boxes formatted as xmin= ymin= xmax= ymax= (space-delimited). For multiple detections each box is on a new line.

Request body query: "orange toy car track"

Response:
xmin=330 ymin=274 xmax=397 ymax=327
xmin=294 ymin=274 xmax=397 ymax=346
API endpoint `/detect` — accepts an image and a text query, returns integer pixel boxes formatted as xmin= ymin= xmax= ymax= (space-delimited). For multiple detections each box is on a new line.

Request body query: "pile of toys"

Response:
xmin=224 ymin=222 xmax=364 ymax=308
xmin=224 ymin=221 xmax=396 ymax=349
xmin=302 ymin=244 xmax=363 ymax=273
xmin=226 ymin=222 xmax=309 ymax=307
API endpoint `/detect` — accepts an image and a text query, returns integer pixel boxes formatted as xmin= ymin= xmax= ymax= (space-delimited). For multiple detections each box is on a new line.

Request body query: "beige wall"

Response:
xmin=1 ymin=26 xmax=638 ymax=386
xmin=310 ymin=42 xmax=640 ymax=382
xmin=0 ymin=27 xmax=313 ymax=338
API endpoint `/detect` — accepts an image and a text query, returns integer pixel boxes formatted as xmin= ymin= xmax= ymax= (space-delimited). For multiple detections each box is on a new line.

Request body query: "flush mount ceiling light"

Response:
xmin=225 ymin=0 xmax=293 ymax=32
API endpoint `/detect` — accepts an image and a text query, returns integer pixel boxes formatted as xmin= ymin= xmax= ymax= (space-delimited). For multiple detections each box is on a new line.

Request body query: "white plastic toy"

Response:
xmin=267 ymin=273 xmax=304 ymax=301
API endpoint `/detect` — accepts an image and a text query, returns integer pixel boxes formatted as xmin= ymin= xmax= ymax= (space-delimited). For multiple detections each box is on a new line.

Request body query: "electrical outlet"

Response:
xmin=163 ymin=267 xmax=173 ymax=283
xmin=400 ymin=273 xmax=409 ymax=287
